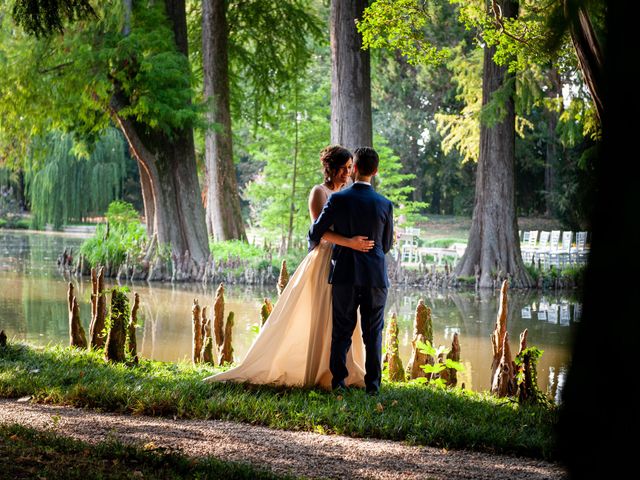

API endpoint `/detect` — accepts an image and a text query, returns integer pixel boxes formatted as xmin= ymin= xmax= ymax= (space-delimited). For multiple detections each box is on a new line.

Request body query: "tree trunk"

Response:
xmin=137 ymin=161 xmax=155 ymax=237
xmin=565 ymin=0 xmax=604 ymax=122
xmin=558 ymin=4 xmax=637 ymax=475
xmin=330 ymin=0 xmax=372 ymax=151
xmin=108 ymin=0 xmax=209 ymax=279
xmin=202 ymin=0 xmax=246 ymax=241
xmin=454 ymin=0 xmax=531 ymax=289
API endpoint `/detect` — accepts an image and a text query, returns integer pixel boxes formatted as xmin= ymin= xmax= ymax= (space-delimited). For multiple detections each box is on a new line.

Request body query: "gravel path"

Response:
xmin=0 ymin=398 xmax=567 ymax=479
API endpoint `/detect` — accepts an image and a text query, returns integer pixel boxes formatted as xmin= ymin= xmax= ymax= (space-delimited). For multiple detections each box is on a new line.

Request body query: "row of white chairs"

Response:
xmin=520 ymin=230 xmax=589 ymax=269
xmin=521 ymin=302 xmax=582 ymax=324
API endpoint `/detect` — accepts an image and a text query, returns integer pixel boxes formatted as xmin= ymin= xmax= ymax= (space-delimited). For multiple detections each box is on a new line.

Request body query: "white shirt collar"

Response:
xmin=354 ymin=180 xmax=371 ymax=185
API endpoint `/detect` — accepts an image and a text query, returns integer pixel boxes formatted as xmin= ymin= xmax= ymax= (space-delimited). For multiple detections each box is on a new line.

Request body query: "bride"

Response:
xmin=204 ymin=145 xmax=373 ymax=388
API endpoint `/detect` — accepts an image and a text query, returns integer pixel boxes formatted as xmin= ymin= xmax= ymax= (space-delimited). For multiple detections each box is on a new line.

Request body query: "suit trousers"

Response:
xmin=331 ymin=284 xmax=388 ymax=392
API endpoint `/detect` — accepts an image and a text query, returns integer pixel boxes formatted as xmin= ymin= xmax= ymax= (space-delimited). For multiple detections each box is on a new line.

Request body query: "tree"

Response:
xmin=330 ymin=0 xmax=372 ymax=150
xmin=24 ymin=128 xmax=136 ymax=229
xmin=360 ymin=0 xmax=531 ymax=287
xmin=202 ymin=0 xmax=245 ymax=241
xmin=454 ymin=0 xmax=531 ymax=288
xmin=109 ymin=0 xmax=210 ymax=275
xmin=2 ymin=1 xmax=210 ymax=277
xmin=557 ymin=3 xmax=637 ymax=477
xmin=11 ymin=0 xmax=95 ymax=37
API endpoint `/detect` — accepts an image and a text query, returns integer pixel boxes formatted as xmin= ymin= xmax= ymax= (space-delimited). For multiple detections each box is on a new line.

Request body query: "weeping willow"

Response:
xmin=25 ymin=128 xmax=132 ymax=229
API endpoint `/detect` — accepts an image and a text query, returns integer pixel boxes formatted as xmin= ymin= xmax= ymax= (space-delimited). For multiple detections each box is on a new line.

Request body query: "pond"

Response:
xmin=0 ymin=230 xmax=580 ymax=400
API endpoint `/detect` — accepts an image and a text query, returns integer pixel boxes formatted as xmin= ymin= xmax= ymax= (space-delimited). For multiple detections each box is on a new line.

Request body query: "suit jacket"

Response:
xmin=308 ymin=182 xmax=394 ymax=287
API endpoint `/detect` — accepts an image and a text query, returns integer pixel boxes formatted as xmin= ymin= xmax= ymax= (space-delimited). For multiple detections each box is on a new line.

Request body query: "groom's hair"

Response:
xmin=353 ymin=147 xmax=379 ymax=176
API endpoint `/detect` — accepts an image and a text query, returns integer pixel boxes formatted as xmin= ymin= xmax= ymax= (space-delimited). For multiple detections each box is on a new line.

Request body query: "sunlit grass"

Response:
xmin=0 ymin=343 xmax=559 ymax=460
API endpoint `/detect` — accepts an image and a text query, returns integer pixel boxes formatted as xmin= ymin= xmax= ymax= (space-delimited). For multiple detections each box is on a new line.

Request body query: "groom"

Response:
xmin=309 ymin=147 xmax=394 ymax=395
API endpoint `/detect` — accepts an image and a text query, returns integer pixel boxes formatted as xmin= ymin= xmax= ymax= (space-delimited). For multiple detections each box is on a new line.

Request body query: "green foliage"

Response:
xmin=434 ymin=45 xmax=482 ymax=163
xmin=358 ymin=0 xmax=450 ymax=66
xmin=79 ymin=200 xmax=146 ymax=269
xmin=414 ymin=339 xmax=464 ymax=389
xmin=375 ymin=136 xmax=428 ymax=225
xmin=210 ymin=240 xmax=267 ymax=262
xmin=0 ymin=343 xmax=559 ymax=459
xmin=11 ymin=0 xmax=96 ymax=37
xmin=242 ymin=56 xmax=330 ymax=244
xmin=515 ymin=346 xmax=553 ymax=407
xmin=24 ymin=128 xmax=133 ymax=229
xmin=0 ymin=0 xmax=199 ymax=163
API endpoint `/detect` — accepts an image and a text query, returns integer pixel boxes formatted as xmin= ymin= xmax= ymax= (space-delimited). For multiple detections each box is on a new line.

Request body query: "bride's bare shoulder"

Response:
xmin=308 ymin=184 xmax=326 ymax=199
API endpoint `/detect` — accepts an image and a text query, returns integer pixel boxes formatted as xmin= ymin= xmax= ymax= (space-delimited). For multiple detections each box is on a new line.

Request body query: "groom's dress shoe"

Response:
xmin=332 ymin=381 xmax=348 ymax=392
xmin=366 ymin=388 xmax=379 ymax=397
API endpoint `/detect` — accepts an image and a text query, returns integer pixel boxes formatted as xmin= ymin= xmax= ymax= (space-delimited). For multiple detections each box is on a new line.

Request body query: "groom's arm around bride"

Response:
xmin=308 ymin=147 xmax=393 ymax=395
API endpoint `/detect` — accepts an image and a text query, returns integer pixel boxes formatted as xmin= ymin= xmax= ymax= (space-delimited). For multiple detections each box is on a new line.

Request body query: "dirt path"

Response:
xmin=0 ymin=399 xmax=566 ymax=480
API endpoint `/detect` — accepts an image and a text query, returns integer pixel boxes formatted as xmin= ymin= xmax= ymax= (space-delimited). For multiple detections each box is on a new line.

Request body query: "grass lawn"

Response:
xmin=0 ymin=343 xmax=559 ymax=460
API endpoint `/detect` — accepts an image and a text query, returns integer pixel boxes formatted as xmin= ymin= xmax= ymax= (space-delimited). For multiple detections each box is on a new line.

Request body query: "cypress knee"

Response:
xmin=201 ymin=306 xmax=215 ymax=365
xmin=491 ymin=331 xmax=517 ymax=397
xmin=89 ymin=266 xmax=106 ymax=349
xmin=406 ymin=300 xmax=434 ymax=379
xmin=105 ymin=288 xmax=128 ymax=362
xmin=386 ymin=313 xmax=405 ymax=382
xmin=213 ymin=283 xmax=225 ymax=348
xmin=442 ymin=332 xmax=461 ymax=387
xmin=127 ymin=292 xmax=140 ymax=364
xmin=260 ymin=298 xmax=273 ymax=326
xmin=490 ymin=280 xmax=509 ymax=382
xmin=219 ymin=311 xmax=234 ymax=365
xmin=406 ymin=333 xmax=429 ymax=380
xmin=192 ymin=299 xmax=203 ymax=363
xmin=277 ymin=260 xmax=289 ymax=296
xmin=68 ymin=282 xmax=87 ymax=349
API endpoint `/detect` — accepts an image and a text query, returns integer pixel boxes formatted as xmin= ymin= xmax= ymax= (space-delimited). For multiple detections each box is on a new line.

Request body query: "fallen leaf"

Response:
xmin=376 ymin=402 xmax=384 ymax=413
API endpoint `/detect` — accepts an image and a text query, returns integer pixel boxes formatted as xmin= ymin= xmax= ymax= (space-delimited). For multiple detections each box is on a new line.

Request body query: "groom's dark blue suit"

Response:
xmin=308 ymin=182 xmax=394 ymax=393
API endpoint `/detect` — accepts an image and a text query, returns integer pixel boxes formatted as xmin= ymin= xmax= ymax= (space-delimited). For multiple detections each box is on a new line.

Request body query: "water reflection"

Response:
xmin=0 ymin=231 xmax=579 ymax=396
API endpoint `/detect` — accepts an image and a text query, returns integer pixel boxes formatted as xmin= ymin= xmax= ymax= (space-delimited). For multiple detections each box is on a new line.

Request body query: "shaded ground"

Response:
xmin=0 ymin=399 xmax=567 ymax=480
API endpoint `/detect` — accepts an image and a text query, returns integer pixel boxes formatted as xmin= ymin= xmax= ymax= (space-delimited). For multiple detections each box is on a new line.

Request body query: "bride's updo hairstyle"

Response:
xmin=353 ymin=147 xmax=379 ymax=176
xmin=320 ymin=145 xmax=352 ymax=182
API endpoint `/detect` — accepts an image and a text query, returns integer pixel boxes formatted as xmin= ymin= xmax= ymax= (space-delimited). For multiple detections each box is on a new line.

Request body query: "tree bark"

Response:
xmin=565 ymin=0 xmax=604 ymax=122
xmin=330 ymin=0 xmax=372 ymax=150
xmin=137 ymin=161 xmax=155 ymax=237
xmin=454 ymin=0 xmax=532 ymax=288
xmin=202 ymin=0 xmax=246 ymax=241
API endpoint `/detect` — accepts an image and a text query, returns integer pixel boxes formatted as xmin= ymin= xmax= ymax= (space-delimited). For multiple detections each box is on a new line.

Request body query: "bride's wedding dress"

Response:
xmin=203 ymin=240 xmax=366 ymax=388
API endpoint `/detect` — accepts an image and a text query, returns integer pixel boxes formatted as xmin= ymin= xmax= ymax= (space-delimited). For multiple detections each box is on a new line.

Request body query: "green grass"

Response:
xmin=0 ymin=423 xmax=291 ymax=479
xmin=0 ymin=343 xmax=559 ymax=460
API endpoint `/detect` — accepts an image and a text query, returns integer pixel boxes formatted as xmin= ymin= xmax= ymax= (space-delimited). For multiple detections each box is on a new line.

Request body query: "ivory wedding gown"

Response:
xmin=203 ymin=187 xmax=366 ymax=389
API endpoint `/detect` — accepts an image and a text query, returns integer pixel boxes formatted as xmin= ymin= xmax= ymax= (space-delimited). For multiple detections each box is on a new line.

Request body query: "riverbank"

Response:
xmin=0 ymin=343 xmax=559 ymax=460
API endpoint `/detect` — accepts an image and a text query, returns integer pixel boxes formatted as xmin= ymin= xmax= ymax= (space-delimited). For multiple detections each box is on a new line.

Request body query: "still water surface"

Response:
xmin=0 ymin=231 xmax=580 ymax=400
